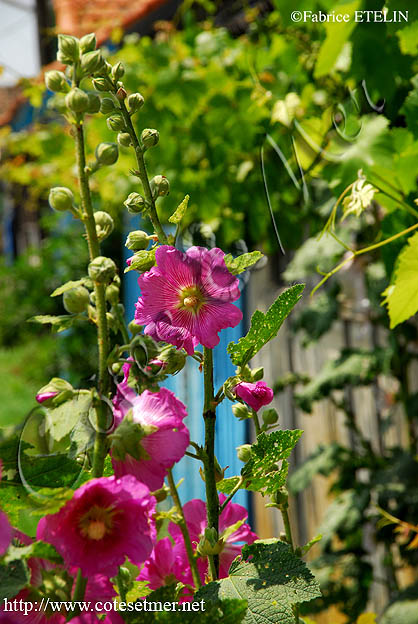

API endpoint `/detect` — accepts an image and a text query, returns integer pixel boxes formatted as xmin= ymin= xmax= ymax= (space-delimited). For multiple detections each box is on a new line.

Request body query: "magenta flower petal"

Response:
xmin=37 ymin=476 xmax=155 ymax=577
xmin=234 ymin=381 xmax=274 ymax=412
xmin=112 ymin=388 xmax=189 ymax=491
xmin=135 ymin=246 xmax=242 ymax=353
xmin=35 ymin=391 xmax=58 ymax=404
xmin=0 ymin=510 xmax=12 ymax=556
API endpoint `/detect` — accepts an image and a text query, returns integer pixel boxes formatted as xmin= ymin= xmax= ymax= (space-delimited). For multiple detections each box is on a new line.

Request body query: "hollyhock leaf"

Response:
xmin=168 ymin=194 xmax=189 ymax=224
xmin=227 ymin=284 xmax=304 ymax=366
xmin=224 ymin=251 xmax=263 ymax=276
xmin=45 ymin=392 xmax=92 ymax=442
xmin=217 ymin=476 xmax=242 ymax=495
xmin=0 ymin=559 xmax=30 ymax=599
xmin=196 ymin=541 xmax=320 ymax=624
xmin=29 ymin=314 xmax=85 ymax=332
xmin=3 ymin=540 xmax=63 ymax=565
xmin=50 ymin=279 xmax=88 ymax=297
xmin=124 ymin=580 xmax=152 ymax=602
xmin=242 ymin=430 xmax=303 ymax=496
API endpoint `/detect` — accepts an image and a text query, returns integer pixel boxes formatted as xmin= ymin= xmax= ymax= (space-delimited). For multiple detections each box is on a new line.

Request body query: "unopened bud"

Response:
xmin=271 ymin=488 xmax=289 ymax=509
xmin=118 ymin=567 xmax=132 ymax=585
xmin=92 ymin=77 xmax=108 ymax=91
xmin=88 ymin=256 xmax=117 ymax=284
xmin=237 ymin=444 xmax=252 ymax=463
xmin=105 ymin=283 xmax=119 ymax=305
xmin=44 ymin=70 xmax=69 ymax=93
xmin=81 ymin=50 xmax=106 ymax=75
xmin=63 ymin=286 xmax=90 ymax=314
xmin=128 ymin=320 xmax=143 ymax=336
xmin=124 ymin=192 xmax=146 ymax=214
xmin=65 ymin=88 xmax=89 ymax=113
xmin=57 ymin=34 xmax=79 ymax=64
xmin=95 ymin=142 xmax=119 ymax=166
xmin=86 ymin=92 xmax=101 ymax=114
xmin=116 ymin=87 xmax=127 ymax=101
xmin=141 ymin=128 xmax=159 ymax=149
xmin=262 ymin=408 xmax=278 ymax=426
xmin=251 ymin=366 xmax=264 ymax=381
xmin=125 ymin=230 xmax=150 ymax=251
xmin=107 ymin=114 xmax=125 ymax=132
xmin=94 ymin=210 xmax=114 ymax=241
xmin=150 ymin=175 xmax=170 ymax=198
xmin=232 ymin=403 xmax=251 ymax=421
xmin=117 ymin=132 xmax=131 ymax=147
xmin=48 ymin=187 xmax=74 ymax=212
xmin=152 ymin=486 xmax=169 ymax=502
xmin=126 ymin=250 xmax=155 ymax=272
xmin=111 ymin=62 xmax=125 ymax=81
xmin=100 ymin=97 xmax=116 ymax=115
xmin=157 ymin=345 xmax=187 ymax=375
xmin=80 ymin=32 xmax=96 ymax=54
xmin=128 ymin=92 xmax=144 ymax=113
xmin=197 ymin=528 xmax=224 ymax=557
xmin=36 ymin=377 xmax=74 ymax=407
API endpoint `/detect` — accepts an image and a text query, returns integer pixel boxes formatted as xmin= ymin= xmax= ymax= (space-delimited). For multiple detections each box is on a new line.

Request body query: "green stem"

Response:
xmin=219 ymin=476 xmax=244 ymax=512
xmin=74 ymin=120 xmax=110 ymax=478
xmin=202 ymin=346 xmax=219 ymax=579
xmin=280 ymin=505 xmax=299 ymax=624
xmin=167 ymin=470 xmax=202 ymax=589
xmin=113 ymin=303 xmax=130 ymax=344
xmin=66 ymin=569 xmax=87 ymax=621
xmin=119 ymin=101 xmax=168 ymax=244
xmin=252 ymin=409 xmax=261 ymax=436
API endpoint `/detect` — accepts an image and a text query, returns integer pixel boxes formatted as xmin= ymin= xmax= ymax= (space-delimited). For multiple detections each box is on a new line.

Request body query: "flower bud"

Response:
xmin=95 ymin=142 xmax=119 ymax=166
xmin=63 ymin=286 xmax=90 ymax=314
xmin=88 ymin=256 xmax=117 ymax=284
xmin=48 ymin=187 xmax=74 ymax=212
xmin=44 ymin=70 xmax=69 ymax=93
xmin=234 ymin=381 xmax=274 ymax=412
xmin=262 ymin=408 xmax=279 ymax=426
xmin=105 ymin=283 xmax=119 ymax=305
xmin=251 ymin=366 xmax=264 ymax=381
xmin=237 ymin=444 xmax=252 ymax=463
xmin=92 ymin=77 xmax=108 ymax=91
xmin=232 ymin=403 xmax=251 ymax=421
xmin=107 ymin=114 xmax=125 ymax=132
xmin=141 ymin=128 xmax=159 ymax=149
xmin=100 ymin=97 xmax=116 ymax=115
xmin=113 ymin=274 xmax=121 ymax=287
xmin=81 ymin=50 xmax=106 ymax=75
xmin=57 ymin=34 xmax=79 ymax=64
xmin=65 ymin=88 xmax=89 ymax=113
xmin=94 ymin=210 xmax=114 ymax=241
xmin=80 ymin=32 xmax=96 ymax=54
xmin=86 ymin=92 xmax=101 ymax=114
xmin=271 ymin=487 xmax=289 ymax=509
xmin=111 ymin=62 xmax=125 ymax=81
xmin=157 ymin=345 xmax=187 ymax=375
xmin=36 ymin=377 xmax=74 ymax=407
xmin=197 ymin=528 xmax=224 ymax=557
xmin=152 ymin=486 xmax=169 ymax=502
xmin=127 ymin=93 xmax=144 ymax=113
xmin=125 ymin=230 xmax=150 ymax=251
xmin=126 ymin=250 xmax=155 ymax=272
xmin=124 ymin=192 xmax=146 ymax=214
xmin=150 ymin=175 xmax=170 ymax=198
xmin=117 ymin=132 xmax=131 ymax=147
xmin=128 ymin=320 xmax=143 ymax=336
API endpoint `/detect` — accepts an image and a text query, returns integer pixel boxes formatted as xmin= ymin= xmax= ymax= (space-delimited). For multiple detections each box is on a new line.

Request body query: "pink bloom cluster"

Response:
xmin=135 ymin=246 xmax=242 ymax=355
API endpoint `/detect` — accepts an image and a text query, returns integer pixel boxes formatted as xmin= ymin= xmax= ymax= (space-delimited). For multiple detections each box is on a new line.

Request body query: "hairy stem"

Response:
xmin=74 ymin=120 xmax=110 ymax=478
xmin=252 ymin=408 xmax=261 ymax=436
xmin=280 ymin=505 xmax=299 ymax=624
xmin=167 ymin=470 xmax=202 ymax=589
xmin=67 ymin=569 xmax=87 ymax=621
xmin=202 ymin=346 xmax=219 ymax=579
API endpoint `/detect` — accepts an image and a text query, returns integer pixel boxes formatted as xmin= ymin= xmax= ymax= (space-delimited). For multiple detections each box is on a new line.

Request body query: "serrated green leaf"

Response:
xmin=125 ymin=580 xmax=153 ymax=602
xmin=224 ymin=251 xmax=263 ymax=275
xmin=169 ymin=194 xmax=189 ymax=224
xmin=0 ymin=559 xmax=30 ymax=600
xmin=125 ymin=249 xmax=156 ymax=273
xmin=227 ymin=285 xmax=304 ymax=366
xmin=314 ymin=0 xmax=360 ymax=78
xmin=242 ymin=430 xmax=303 ymax=496
xmin=29 ymin=314 xmax=83 ymax=332
xmin=3 ymin=541 xmax=63 ymax=565
xmin=217 ymin=476 xmax=242 ymax=495
xmin=45 ymin=392 xmax=92 ymax=442
xmin=50 ymin=279 xmax=86 ymax=297
xmin=382 ymin=232 xmax=418 ymax=328
xmin=196 ymin=541 xmax=321 ymax=624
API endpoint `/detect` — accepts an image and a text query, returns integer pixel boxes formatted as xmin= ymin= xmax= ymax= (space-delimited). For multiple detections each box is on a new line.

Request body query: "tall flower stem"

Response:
xmin=119 ymin=101 xmax=168 ymax=245
xmin=279 ymin=500 xmax=299 ymax=624
xmin=202 ymin=346 xmax=219 ymax=579
xmin=167 ymin=469 xmax=202 ymax=589
xmin=66 ymin=569 xmax=87 ymax=621
xmin=73 ymin=118 xmax=110 ymax=478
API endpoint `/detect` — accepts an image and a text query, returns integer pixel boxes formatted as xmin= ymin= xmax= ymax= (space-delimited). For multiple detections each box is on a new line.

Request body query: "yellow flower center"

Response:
xmin=183 ymin=295 xmax=200 ymax=308
xmin=79 ymin=505 xmax=117 ymax=541
xmin=178 ymin=286 xmax=204 ymax=313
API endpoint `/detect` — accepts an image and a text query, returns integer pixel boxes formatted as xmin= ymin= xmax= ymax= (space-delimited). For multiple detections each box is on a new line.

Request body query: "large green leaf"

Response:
xmin=196 ymin=541 xmax=321 ymax=624
xmin=29 ymin=314 xmax=84 ymax=333
xmin=242 ymin=430 xmax=303 ymax=496
xmin=224 ymin=251 xmax=264 ymax=276
xmin=227 ymin=285 xmax=304 ymax=366
xmin=45 ymin=392 xmax=92 ymax=442
xmin=0 ymin=559 xmax=30 ymax=600
xmin=382 ymin=231 xmax=418 ymax=328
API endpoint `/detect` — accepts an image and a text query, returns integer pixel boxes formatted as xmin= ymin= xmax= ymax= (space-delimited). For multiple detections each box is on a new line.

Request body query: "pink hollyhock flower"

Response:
xmin=169 ymin=495 xmax=257 ymax=582
xmin=137 ymin=537 xmax=188 ymax=589
xmin=37 ymin=476 xmax=155 ymax=577
xmin=234 ymin=381 xmax=274 ymax=412
xmin=135 ymin=246 xmax=242 ymax=355
xmin=112 ymin=387 xmax=189 ymax=491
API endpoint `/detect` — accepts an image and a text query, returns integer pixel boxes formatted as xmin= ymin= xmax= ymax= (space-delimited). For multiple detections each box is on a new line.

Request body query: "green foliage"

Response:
xmin=0 ymin=559 xmax=30 ymax=600
xmin=196 ymin=541 xmax=321 ymax=624
xmin=228 ymin=285 xmax=304 ymax=366
xmin=224 ymin=251 xmax=264 ymax=276
xmin=382 ymin=231 xmax=418 ymax=328
xmin=288 ymin=443 xmax=349 ymax=495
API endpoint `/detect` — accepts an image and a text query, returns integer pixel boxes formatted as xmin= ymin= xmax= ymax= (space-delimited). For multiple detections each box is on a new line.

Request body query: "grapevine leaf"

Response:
xmin=227 ymin=284 xmax=304 ymax=366
xmin=382 ymin=231 xmax=418 ymax=328
xmin=0 ymin=559 xmax=30 ymax=600
xmin=224 ymin=251 xmax=263 ymax=275
xmin=242 ymin=430 xmax=303 ymax=496
xmin=168 ymin=194 xmax=189 ymax=224
xmin=196 ymin=541 xmax=321 ymax=624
